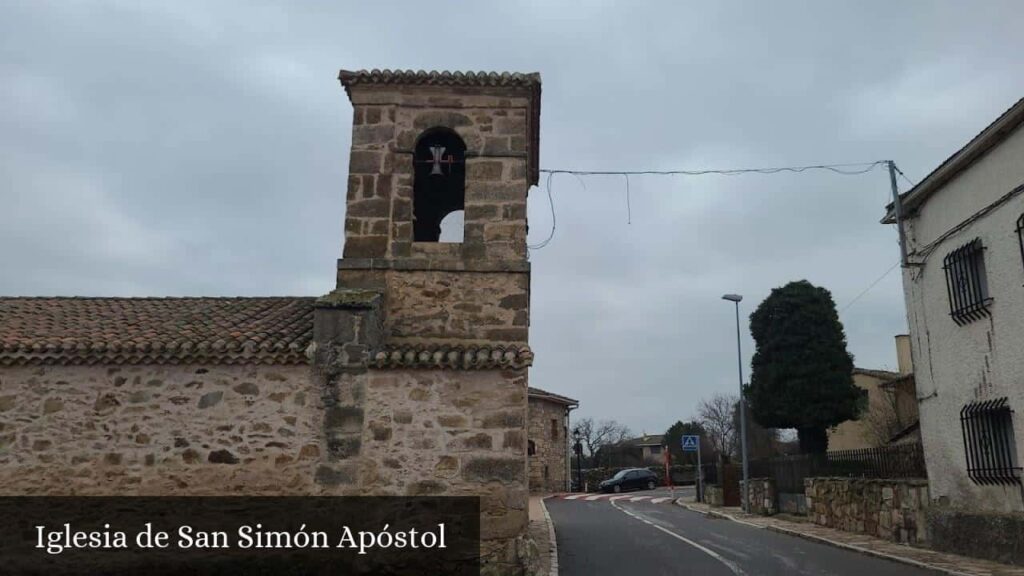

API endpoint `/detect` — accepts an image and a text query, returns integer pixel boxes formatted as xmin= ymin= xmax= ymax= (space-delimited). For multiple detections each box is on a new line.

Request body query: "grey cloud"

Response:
xmin=1 ymin=0 xmax=1022 ymax=433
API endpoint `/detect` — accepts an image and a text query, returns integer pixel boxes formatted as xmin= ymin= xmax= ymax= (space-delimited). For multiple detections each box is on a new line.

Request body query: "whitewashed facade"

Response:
xmin=886 ymin=98 xmax=1024 ymax=512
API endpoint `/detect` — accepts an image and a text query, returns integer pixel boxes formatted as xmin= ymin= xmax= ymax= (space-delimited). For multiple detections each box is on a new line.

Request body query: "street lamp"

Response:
xmin=722 ymin=293 xmax=750 ymax=513
xmin=572 ymin=428 xmax=583 ymax=493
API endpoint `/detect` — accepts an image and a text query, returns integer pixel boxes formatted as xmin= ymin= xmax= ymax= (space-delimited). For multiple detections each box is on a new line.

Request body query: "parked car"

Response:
xmin=598 ymin=468 xmax=659 ymax=493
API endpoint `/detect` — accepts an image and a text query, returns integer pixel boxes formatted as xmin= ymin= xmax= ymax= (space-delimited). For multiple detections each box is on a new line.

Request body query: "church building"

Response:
xmin=0 ymin=68 xmax=566 ymax=575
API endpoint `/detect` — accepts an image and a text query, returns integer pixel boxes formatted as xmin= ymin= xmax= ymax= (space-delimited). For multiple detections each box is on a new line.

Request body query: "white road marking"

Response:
xmin=611 ymin=499 xmax=744 ymax=575
xmin=563 ymin=494 xmax=585 ymax=500
xmin=651 ymin=497 xmax=672 ymax=504
xmin=609 ymin=495 xmax=631 ymax=501
xmin=629 ymin=496 xmax=650 ymax=502
xmin=584 ymin=494 xmax=609 ymax=501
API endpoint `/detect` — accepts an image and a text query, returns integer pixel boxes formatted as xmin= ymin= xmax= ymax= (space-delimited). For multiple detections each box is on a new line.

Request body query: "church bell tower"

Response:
xmin=315 ymin=69 xmax=541 ymax=575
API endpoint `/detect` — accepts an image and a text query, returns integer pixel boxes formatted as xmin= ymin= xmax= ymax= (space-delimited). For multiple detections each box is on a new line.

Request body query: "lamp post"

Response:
xmin=572 ymin=427 xmax=583 ymax=493
xmin=722 ymin=293 xmax=750 ymax=513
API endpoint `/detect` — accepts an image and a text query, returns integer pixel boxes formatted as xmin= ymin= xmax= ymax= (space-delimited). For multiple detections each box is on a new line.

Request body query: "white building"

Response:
xmin=884 ymin=97 xmax=1024 ymax=513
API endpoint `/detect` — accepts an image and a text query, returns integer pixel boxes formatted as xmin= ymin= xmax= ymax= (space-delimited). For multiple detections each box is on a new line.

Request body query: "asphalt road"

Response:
xmin=546 ymin=497 xmax=936 ymax=576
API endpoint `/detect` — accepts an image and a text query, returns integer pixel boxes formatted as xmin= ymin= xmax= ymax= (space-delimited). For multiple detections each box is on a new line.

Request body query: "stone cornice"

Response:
xmin=370 ymin=344 xmax=532 ymax=370
xmin=338 ymin=258 xmax=530 ymax=273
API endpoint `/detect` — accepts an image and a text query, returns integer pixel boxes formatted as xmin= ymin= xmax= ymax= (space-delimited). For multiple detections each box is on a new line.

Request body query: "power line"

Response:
xmin=529 ymin=160 xmax=898 ymax=250
xmin=840 ymin=259 xmax=901 ymax=313
xmin=892 ymin=164 xmax=916 ymax=188
xmin=539 ymin=160 xmax=888 ymax=178
xmin=527 ymin=171 xmax=557 ymax=250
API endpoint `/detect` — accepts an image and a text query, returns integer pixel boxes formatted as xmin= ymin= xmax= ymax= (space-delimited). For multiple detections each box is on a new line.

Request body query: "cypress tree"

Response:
xmin=747 ymin=280 xmax=863 ymax=453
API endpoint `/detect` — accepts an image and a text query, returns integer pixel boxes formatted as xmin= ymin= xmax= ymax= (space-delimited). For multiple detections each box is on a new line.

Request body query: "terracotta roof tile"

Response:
xmin=527 ymin=386 xmax=578 ymax=406
xmin=0 ymin=297 xmax=314 ymax=366
xmin=337 ymin=69 xmax=540 ymax=92
xmin=852 ymin=367 xmax=900 ymax=381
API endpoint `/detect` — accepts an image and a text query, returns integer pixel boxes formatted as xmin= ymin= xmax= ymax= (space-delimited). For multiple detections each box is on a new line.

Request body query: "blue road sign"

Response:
xmin=681 ymin=435 xmax=699 ymax=452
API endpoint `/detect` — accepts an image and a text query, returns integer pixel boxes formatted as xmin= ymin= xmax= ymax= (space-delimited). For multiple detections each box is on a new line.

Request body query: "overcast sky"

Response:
xmin=3 ymin=1 xmax=1023 ymax=435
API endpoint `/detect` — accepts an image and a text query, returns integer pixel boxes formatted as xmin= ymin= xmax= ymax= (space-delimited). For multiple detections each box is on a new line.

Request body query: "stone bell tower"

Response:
xmin=336 ymin=69 xmax=539 ymax=341
xmin=311 ymin=69 xmax=540 ymax=575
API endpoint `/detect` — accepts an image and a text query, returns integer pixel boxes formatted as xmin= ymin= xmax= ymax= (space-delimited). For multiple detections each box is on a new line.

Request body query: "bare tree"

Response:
xmin=864 ymin=384 xmax=913 ymax=447
xmin=574 ymin=417 xmax=631 ymax=464
xmin=698 ymin=393 xmax=738 ymax=460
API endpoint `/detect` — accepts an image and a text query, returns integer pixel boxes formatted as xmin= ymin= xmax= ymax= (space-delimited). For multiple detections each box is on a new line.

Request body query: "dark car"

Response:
xmin=598 ymin=468 xmax=659 ymax=493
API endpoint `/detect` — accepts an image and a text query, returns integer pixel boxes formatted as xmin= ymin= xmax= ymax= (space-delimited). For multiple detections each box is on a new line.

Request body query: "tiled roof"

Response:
xmin=528 ymin=386 xmax=578 ymax=406
xmin=882 ymin=96 xmax=1024 ymax=223
xmin=370 ymin=344 xmax=533 ymax=370
xmin=622 ymin=434 xmax=664 ymax=447
xmin=337 ymin=69 xmax=540 ymax=92
xmin=0 ymin=297 xmax=314 ymax=366
xmin=852 ymin=367 xmax=900 ymax=381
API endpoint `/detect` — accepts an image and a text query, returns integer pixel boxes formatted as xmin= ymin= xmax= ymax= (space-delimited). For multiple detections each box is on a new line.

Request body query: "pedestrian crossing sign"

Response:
xmin=681 ymin=435 xmax=699 ymax=452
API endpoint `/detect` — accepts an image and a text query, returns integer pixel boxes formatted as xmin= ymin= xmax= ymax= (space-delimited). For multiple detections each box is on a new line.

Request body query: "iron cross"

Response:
xmin=418 ymin=145 xmax=457 ymax=175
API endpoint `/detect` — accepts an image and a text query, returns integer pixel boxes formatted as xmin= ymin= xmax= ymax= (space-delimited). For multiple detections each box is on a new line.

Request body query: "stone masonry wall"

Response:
xmin=383 ymin=269 xmax=529 ymax=345
xmin=527 ymin=397 xmax=567 ymax=493
xmin=309 ymin=293 xmax=530 ymax=574
xmin=740 ymin=478 xmax=777 ymax=516
xmin=705 ymin=485 xmax=724 ymax=507
xmin=0 ymin=364 xmax=318 ymax=495
xmin=805 ymin=477 xmax=930 ymax=544
xmin=341 ymin=86 xmax=533 ymax=263
xmin=359 ymin=368 xmax=528 ymax=568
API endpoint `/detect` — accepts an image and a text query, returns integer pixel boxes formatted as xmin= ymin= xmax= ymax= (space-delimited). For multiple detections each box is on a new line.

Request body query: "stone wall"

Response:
xmin=0 ymin=364 xmax=318 ymax=495
xmin=309 ymin=292 xmax=530 ymax=574
xmin=527 ymin=397 xmax=567 ymax=493
xmin=379 ymin=268 xmax=529 ymax=345
xmin=340 ymin=85 xmax=533 ymax=263
xmin=361 ymin=368 xmax=528 ymax=568
xmin=805 ymin=477 xmax=930 ymax=544
xmin=740 ymin=478 xmax=777 ymax=516
xmin=705 ymin=485 xmax=724 ymax=507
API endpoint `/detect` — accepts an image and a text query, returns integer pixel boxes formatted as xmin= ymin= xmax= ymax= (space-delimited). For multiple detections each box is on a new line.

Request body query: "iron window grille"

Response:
xmin=960 ymin=398 xmax=1021 ymax=486
xmin=1017 ymin=214 xmax=1024 ymax=271
xmin=942 ymin=238 xmax=992 ymax=325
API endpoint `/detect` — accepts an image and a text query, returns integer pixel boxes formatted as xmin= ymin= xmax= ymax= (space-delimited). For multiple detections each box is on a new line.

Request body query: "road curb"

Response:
xmin=540 ymin=496 xmax=558 ymax=576
xmin=672 ymin=499 xmax=969 ymax=576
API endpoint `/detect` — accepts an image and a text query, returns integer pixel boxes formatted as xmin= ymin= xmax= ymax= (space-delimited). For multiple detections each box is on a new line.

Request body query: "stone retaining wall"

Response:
xmin=740 ymin=478 xmax=777 ymax=516
xmin=705 ymin=485 xmax=724 ymax=507
xmin=805 ymin=477 xmax=930 ymax=544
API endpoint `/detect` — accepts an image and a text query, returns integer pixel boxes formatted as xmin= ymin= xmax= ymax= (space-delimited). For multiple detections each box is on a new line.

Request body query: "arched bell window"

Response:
xmin=413 ymin=128 xmax=466 ymax=242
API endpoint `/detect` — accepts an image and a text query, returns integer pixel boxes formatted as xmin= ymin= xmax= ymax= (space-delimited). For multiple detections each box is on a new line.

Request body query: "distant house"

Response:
xmin=828 ymin=335 xmax=919 ymax=450
xmin=601 ymin=434 xmax=665 ymax=467
xmin=883 ymin=98 xmax=1024 ymax=522
xmin=527 ymin=387 xmax=578 ymax=493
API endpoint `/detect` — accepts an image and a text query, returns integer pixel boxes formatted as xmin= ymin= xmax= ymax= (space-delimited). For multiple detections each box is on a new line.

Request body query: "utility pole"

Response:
xmin=888 ymin=160 xmax=908 ymax=267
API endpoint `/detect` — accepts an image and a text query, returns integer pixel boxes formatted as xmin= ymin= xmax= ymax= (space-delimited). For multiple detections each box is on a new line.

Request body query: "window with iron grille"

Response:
xmin=960 ymin=398 xmax=1021 ymax=485
xmin=942 ymin=238 xmax=992 ymax=325
xmin=1016 ymin=214 xmax=1024 ymax=270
